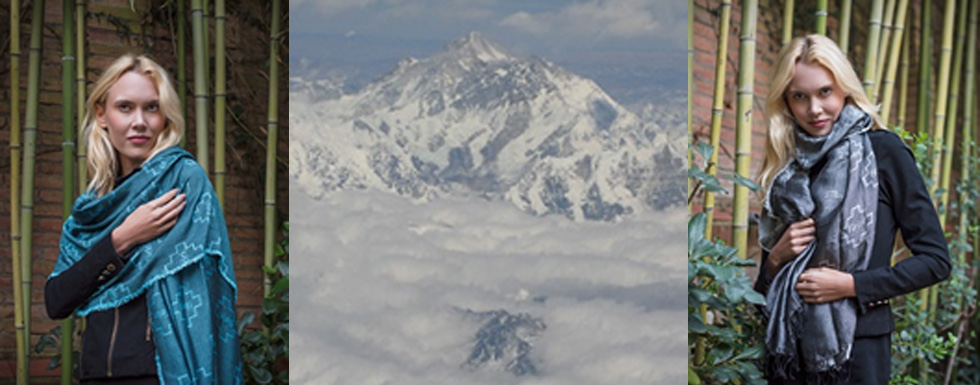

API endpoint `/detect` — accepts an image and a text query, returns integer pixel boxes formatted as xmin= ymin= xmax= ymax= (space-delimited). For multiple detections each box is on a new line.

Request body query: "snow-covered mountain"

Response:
xmin=290 ymin=32 xmax=686 ymax=221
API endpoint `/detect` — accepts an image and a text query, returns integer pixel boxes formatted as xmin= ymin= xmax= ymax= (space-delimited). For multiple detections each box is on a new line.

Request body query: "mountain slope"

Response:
xmin=290 ymin=32 xmax=685 ymax=220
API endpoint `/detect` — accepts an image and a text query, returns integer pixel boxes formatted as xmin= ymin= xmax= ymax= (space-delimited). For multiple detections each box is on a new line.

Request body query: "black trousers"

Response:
xmin=768 ymin=333 xmax=891 ymax=384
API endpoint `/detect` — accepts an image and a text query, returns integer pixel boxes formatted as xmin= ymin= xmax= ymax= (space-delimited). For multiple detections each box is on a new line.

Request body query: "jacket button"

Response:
xmin=106 ymin=263 xmax=116 ymax=271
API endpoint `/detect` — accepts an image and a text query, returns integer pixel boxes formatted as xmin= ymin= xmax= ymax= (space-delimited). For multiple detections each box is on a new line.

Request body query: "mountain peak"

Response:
xmin=443 ymin=31 xmax=510 ymax=63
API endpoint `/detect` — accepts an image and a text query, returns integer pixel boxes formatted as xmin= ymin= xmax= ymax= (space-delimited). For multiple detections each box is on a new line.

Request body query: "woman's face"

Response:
xmin=96 ymin=71 xmax=166 ymax=176
xmin=785 ymin=61 xmax=846 ymax=137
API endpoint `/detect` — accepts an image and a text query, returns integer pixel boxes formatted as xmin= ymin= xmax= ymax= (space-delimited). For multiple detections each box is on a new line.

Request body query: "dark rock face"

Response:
xmin=463 ymin=309 xmax=546 ymax=376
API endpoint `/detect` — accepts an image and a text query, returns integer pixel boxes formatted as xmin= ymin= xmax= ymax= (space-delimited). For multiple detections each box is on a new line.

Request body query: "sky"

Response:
xmin=289 ymin=0 xmax=688 ymax=105
xmin=291 ymin=187 xmax=686 ymax=384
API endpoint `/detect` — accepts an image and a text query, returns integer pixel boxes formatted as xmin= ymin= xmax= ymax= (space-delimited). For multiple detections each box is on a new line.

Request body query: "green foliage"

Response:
xmin=688 ymin=142 xmax=761 ymax=202
xmin=239 ymin=221 xmax=289 ymax=384
xmin=891 ymin=292 xmax=957 ymax=382
xmin=890 ymin=127 xmax=980 ymax=384
xmin=688 ymin=213 xmax=767 ymax=384
xmin=32 ymin=322 xmax=81 ymax=372
xmin=688 ymin=141 xmax=766 ymax=384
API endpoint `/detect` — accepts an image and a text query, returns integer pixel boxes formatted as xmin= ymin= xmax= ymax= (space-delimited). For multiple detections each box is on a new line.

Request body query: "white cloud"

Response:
xmin=499 ymin=0 xmax=685 ymax=46
xmin=291 ymin=187 xmax=685 ymax=384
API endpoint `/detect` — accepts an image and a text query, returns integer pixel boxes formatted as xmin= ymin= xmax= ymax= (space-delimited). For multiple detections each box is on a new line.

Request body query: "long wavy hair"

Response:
xmin=83 ymin=54 xmax=184 ymax=197
xmin=757 ymin=34 xmax=885 ymax=191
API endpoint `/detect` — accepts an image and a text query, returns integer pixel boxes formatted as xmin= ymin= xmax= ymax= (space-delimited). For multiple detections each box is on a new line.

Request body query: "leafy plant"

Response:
xmin=239 ymin=221 xmax=289 ymax=384
xmin=32 ymin=322 xmax=81 ymax=372
xmin=688 ymin=140 xmax=765 ymax=384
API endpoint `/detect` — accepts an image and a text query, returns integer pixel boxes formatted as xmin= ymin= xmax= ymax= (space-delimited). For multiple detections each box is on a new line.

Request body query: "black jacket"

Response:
xmin=755 ymin=130 xmax=951 ymax=336
xmin=45 ymin=170 xmax=158 ymax=381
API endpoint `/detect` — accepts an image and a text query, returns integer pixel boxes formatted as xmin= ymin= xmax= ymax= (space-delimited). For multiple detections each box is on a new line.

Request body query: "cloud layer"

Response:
xmin=291 ymin=187 xmax=686 ymax=384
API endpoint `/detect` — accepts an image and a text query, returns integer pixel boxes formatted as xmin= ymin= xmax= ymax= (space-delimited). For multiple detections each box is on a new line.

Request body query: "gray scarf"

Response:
xmin=758 ymin=103 xmax=878 ymax=382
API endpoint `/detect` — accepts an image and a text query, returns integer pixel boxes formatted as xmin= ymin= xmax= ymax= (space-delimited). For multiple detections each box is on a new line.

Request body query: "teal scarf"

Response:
xmin=51 ymin=146 xmax=242 ymax=384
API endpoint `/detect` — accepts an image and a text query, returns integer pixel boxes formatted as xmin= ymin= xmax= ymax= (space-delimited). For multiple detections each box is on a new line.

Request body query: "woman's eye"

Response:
xmin=118 ymin=104 xmax=131 ymax=111
xmin=792 ymin=93 xmax=805 ymax=100
xmin=820 ymin=87 xmax=832 ymax=96
xmin=146 ymin=104 xmax=159 ymax=112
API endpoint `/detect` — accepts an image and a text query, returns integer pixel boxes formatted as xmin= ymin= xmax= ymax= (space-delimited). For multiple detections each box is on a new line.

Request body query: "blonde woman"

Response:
xmin=753 ymin=35 xmax=950 ymax=384
xmin=45 ymin=54 xmax=241 ymax=384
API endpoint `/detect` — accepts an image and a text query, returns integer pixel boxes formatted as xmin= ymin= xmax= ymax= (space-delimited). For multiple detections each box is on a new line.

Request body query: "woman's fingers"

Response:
xmin=151 ymin=189 xmax=180 ymax=207
xmin=158 ymin=193 xmax=186 ymax=213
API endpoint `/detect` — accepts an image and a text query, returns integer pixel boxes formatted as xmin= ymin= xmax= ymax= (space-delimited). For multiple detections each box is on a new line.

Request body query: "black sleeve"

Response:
xmin=851 ymin=133 xmax=951 ymax=311
xmin=754 ymin=249 xmax=774 ymax=295
xmin=44 ymin=234 xmax=127 ymax=319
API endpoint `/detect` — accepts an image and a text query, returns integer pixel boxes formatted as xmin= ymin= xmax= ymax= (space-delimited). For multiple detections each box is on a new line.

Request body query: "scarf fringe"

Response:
xmin=766 ymin=354 xmax=850 ymax=385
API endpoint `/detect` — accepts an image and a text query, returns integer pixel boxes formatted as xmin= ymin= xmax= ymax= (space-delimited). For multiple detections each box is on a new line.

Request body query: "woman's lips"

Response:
xmin=128 ymin=136 xmax=150 ymax=144
xmin=809 ymin=119 xmax=830 ymax=128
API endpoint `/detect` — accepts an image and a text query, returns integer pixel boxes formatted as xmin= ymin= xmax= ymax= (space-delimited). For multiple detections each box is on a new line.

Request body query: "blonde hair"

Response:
xmin=757 ymin=34 xmax=885 ymax=191
xmin=83 ymin=54 xmax=184 ymax=196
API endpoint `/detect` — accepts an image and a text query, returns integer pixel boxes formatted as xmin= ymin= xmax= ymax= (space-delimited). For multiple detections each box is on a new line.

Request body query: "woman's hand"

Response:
xmin=111 ymin=189 xmax=186 ymax=255
xmin=767 ymin=218 xmax=816 ymax=275
xmin=796 ymin=267 xmax=856 ymax=304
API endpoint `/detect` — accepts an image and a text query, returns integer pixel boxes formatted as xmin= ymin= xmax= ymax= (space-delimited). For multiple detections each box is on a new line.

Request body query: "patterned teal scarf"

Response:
xmin=51 ymin=146 xmax=242 ymax=384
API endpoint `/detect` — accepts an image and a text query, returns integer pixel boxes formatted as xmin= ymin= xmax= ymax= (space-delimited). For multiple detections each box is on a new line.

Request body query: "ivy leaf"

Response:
xmin=688 ymin=367 xmax=702 ymax=384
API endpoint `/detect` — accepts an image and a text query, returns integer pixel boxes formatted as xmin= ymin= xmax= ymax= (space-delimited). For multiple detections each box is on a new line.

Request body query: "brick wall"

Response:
xmin=0 ymin=0 xmax=288 ymax=381
xmin=692 ymin=0 xmax=968 ymax=273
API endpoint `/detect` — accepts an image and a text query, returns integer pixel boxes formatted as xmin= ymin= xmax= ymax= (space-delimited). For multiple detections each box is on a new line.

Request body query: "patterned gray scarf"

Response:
xmin=758 ymin=103 xmax=878 ymax=383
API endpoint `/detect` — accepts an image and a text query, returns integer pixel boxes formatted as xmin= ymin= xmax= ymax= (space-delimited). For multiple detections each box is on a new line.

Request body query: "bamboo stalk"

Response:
xmin=705 ymin=0 xmax=732 ymax=241
xmin=947 ymin=4 xmax=977 ymax=378
xmin=265 ymin=0 xmax=281 ymax=299
xmin=215 ymin=0 xmax=226 ymax=207
xmin=697 ymin=2 xmax=732 ymax=367
xmin=178 ymin=0 xmax=187 ymax=148
xmin=783 ymin=0 xmax=794 ymax=45
xmin=61 ymin=0 xmax=76 ymax=382
xmin=816 ymin=0 xmax=828 ymax=35
xmin=192 ymin=0 xmax=209 ymax=172
xmin=917 ymin=0 xmax=933 ymax=136
xmin=960 ymin=0 xmax=977 ymax=255
xmin=21 ymin=1 xmax=46 ymax=378
xmin=9 ymin=0 xmax=26 ymax=383
xmin=840 ymin=0 xmax=853 ymax=53
xmin=930 ymin=0 xmax=956 ymax=206
xmin=687 ymin=0 xmax=693 ymax=214
xmin=732 ymin=0 xmax=757 ymax=260
xmin=879 ymin=0 xmax=910 ymax=125
xmin=76 ymin=0 xmax=87 ymax=194
xmin=938 ymin=0 xmax=968 ymax=228
xmin=875 ymin=0 xmax=898 ymax=102
xmin=921 ymin=2 xmax=958 ymax=381
xmin=864 ymin=0 xmax=885 ymax=99
xmin=203 ymin=0 xmax=210 ymax=107
xmin=898 ymin=9 xmax=911 ymax=129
